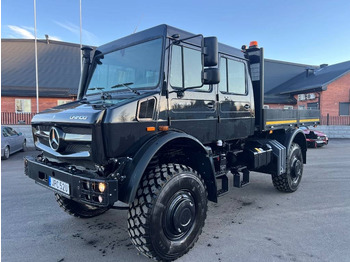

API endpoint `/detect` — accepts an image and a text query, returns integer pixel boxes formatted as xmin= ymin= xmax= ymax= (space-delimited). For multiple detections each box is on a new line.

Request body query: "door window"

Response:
xmin=170 ymin=45 xmax=207 ymax=91
xmin=220 ymin=57 xmax=247 ymax=95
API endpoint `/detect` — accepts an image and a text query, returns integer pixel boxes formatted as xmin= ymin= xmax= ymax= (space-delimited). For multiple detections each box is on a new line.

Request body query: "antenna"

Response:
xmin=133 ymin=14 xmax=144 ymax=34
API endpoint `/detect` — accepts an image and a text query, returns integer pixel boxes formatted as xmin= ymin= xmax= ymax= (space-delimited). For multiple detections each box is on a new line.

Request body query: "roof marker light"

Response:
xmin=249 ymin=41 xmax=258 ymax=48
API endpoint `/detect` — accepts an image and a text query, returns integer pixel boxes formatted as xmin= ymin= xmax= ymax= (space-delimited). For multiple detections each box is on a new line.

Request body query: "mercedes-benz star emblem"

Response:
xmin=49 ymin=127 xmax=60 ymax=151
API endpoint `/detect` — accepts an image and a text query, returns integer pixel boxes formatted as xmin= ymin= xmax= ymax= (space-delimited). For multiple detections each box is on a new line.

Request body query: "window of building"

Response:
xmin=57 ymin=100 xmax=71 ymax=106
xmin=170 ymin=45 xmax=207 ymax=91
xmin=15 ymin=99 xmax=31 ymax=113
xmin=307 ymin=102 xmax=318 ymax=109
xmin=220 ymin=57 xmax=246 ymax=95
xmin=339 ymin=102 xmax=350 ymax=116
xmin=284 ymin=105 xmax=294 ymax=110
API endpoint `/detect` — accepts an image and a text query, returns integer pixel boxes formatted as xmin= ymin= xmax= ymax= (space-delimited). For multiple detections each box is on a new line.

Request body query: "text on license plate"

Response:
xmin=48 ymin=176 xmax=70 ymax=195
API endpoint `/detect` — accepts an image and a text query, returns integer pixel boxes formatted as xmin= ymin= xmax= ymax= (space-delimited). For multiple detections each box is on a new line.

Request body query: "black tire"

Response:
xmin=272 ymin=143 xmax=303 ymax=192
xmin=128 ymin=164 xmax=208 ymax=261
xmin=21 ymin=139 xmax=27 ymax=152
xmin=55 ymin=193 xmax=110 ymax=218
xmin=2 ymin=146 xmax=10 ymax=160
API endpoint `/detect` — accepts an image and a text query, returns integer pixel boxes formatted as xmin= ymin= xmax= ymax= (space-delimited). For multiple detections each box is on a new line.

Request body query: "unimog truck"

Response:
xmin=25 ymin=24 xmax=320 ymax=261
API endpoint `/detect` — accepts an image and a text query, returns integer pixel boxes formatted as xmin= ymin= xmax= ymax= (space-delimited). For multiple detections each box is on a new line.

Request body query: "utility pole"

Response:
xmin=34 ymin=0 xmax=39 ymax=113
xmin=80 ymin=0 xmax=82 ymax=72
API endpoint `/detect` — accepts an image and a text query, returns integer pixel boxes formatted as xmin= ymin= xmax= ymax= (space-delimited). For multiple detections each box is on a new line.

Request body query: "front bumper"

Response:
xmin=24 ymin=156 xmax=119 ymax=207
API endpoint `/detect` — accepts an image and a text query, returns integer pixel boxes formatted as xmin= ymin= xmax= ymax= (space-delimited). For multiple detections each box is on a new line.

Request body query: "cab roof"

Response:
xmin=97 ymin=24 xmax=244 ymax=59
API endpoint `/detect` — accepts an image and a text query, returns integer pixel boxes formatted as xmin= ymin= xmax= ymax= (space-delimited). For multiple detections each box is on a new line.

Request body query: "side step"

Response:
xmin=232 ymin=167 xmax=250 ymax=188
xmin=216 ymin=174 xmax=228 ymax=196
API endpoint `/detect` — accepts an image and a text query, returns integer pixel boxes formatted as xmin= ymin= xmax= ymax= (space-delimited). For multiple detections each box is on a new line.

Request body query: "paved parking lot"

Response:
xmin=2 ymin=140 xmax=350 ymax=262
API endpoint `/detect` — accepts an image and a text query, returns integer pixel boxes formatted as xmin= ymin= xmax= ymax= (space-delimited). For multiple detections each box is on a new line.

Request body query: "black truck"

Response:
xmin=25 ymin=24 xmax=320 ymax=261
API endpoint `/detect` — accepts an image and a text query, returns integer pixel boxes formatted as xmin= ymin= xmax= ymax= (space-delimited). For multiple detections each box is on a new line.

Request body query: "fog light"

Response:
xmin=98 ymin=182 xmax=106 ymax=193
xmin=98 ymin=195 xmax=103 ymax=203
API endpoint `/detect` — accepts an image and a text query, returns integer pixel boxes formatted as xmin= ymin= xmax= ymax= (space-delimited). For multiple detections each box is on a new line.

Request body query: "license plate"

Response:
xmin=48 ymin=176 xmax=70 ymax=195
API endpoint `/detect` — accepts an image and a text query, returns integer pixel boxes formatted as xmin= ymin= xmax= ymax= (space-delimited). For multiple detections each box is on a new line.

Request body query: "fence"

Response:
xmin=321 ymin=115 xmax=350 ymax=125
xmin=1 ymin=112 xmax=36 ymax=125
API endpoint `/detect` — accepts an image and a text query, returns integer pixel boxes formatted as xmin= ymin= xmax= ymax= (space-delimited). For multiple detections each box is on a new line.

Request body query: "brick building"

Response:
xmin=1 ymin=38 xmax=82 ymax=114
xmin=264 ymin=59 xmax=350 ymax=117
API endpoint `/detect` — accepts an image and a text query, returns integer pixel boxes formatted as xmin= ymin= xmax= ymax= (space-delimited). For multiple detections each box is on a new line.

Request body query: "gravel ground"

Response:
xmin=2 ymin=139 xmax=350 ymax=262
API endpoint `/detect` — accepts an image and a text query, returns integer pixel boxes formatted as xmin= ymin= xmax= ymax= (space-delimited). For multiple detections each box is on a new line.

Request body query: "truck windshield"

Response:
xmin=86 ymin=38 xmax=163 ymax=96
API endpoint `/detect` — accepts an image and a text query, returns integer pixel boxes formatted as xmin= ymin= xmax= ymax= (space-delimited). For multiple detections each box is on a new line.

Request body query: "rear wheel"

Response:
xmin=2 ymin=146 xmax=10 ymax=160
xmin=55 ymin=194 xmax=110 ymax=218
xmin=272 ymin=143 xmax=303 ymax=192
xmin=128 ymin=164 xmax=207 ymax=261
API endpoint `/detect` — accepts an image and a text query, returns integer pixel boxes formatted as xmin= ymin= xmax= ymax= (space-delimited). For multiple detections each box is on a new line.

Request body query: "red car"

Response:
xmin=300 ymin=126 xmax=329 ymax=148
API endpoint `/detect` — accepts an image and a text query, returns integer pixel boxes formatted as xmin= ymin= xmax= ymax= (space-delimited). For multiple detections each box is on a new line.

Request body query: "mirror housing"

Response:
xmin=203 ymin=68 xmax=220 ymax=85
xmin=203 ymin=37 xmax=218 ymax=67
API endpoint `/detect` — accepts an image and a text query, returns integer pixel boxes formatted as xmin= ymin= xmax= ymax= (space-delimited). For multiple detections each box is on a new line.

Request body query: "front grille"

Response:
xmin=33 ymin=124 xmax=92 ymax=157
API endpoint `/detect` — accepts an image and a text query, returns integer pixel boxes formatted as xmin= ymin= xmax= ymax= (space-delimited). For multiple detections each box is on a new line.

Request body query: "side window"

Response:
xmin=219 ymin=57 xmax=227 ymax=93
xmin=2 ymin=128 xmax=10 ymax=137
xmin=170 ymin=45 xmax=208 ymax=91
xmin=220 ymin=57 xmax=247 ymax=95
xmin=7 ymin=127 xmax=17 ymax=136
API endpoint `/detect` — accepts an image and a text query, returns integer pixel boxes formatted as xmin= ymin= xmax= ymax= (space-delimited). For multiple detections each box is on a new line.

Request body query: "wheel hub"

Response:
xmin=165 ymin=192 xmax=196 ymax=240
xmin=291 ymin=158 xmax=302 ymax=183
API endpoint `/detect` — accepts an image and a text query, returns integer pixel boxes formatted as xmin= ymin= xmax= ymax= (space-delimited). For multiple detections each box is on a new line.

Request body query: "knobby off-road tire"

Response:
xmin=55 ymin=193 xmax=110 ymax=218
xmin=272 ymin=143 xmax=303 ymax=192
xmin=128 ymin=164 xmax=208 ymax=261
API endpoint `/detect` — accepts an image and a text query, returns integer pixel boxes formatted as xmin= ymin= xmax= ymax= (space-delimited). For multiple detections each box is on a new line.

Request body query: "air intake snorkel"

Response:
xmin=77 ymin=46 xmax=93 ymax=100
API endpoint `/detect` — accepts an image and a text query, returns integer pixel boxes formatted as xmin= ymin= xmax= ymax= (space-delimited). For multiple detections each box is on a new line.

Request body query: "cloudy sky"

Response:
xmin=2 ymin=0 xmax=350 ymax=65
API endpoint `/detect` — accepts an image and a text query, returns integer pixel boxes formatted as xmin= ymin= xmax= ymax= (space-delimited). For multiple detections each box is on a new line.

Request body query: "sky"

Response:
xmin=1 ymin=0 xmax=350 ymax=65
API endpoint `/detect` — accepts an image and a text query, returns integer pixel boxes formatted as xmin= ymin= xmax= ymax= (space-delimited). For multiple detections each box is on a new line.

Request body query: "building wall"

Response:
xmin=291 ymin=73 xmax=350 ymax=116
xmin=320 ymin=73 xmax=350 ymax=116
xmin=293 ymin=93 xmax=320 ymax=110
xmin=264 ymin=103 xmax=296 ymax=109
xmin=1 ymin=96 xmax=74 ymax=113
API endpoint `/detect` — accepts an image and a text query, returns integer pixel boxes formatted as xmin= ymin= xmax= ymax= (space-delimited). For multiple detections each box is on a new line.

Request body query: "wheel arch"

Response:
xmin=272 ymin=128 xmax=307 ymax=164
xmin=118 ymin=131 xmax=217 ymax=204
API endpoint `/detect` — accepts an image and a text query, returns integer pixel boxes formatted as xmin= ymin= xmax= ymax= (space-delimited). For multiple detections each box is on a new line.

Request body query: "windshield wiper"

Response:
xmin=110 ymin=82 xmax=140 ymax=95
xmin=88 ymin=87 xmax=105 ymax=91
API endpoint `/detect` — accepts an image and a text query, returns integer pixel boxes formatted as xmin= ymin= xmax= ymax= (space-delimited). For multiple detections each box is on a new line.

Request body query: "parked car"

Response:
xmin=300 ymin=126 xmax=328 ymax=148
xmin=1 ymin=126 xmax=27 ymax=159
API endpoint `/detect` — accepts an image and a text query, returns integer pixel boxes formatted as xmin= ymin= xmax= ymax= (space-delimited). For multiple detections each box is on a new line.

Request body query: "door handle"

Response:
xmin=207 ymin=102 xmax=215 ymax=109
xmin=244 ymin=104 xmax=250 ymax=110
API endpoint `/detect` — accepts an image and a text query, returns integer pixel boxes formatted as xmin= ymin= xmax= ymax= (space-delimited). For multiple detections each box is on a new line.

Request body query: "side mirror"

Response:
xmin=203 ymin=37 xmax=218 ymax=67
xmin=203 ymin=68 xmax=220 ymax=85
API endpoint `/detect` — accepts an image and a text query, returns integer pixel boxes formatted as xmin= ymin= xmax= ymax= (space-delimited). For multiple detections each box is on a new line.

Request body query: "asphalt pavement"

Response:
xmin=2 ymin=140 xmax=350 ymax=262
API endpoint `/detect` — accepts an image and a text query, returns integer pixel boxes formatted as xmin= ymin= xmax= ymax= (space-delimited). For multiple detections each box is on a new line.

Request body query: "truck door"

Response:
xmin=217 ymin=56 xmax=255 ymax=140
xmin=167 ymin=43 xmax=217 ymax=144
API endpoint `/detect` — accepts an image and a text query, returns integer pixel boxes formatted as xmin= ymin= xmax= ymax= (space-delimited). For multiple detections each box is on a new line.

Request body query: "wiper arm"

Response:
xmin=110 ymin=82 xmax=140 ymax=95
xmin=88 ymin=87 xmax=105 ymax=91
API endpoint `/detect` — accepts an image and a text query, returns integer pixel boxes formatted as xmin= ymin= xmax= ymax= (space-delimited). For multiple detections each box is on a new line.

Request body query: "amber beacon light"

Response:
xmin=249 ymin=41 xmax=258 ymax=48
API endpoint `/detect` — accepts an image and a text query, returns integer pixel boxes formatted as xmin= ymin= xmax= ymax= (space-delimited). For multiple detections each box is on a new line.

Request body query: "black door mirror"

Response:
xmin=203 ymin=37 xmax=218 ymax=67
xmin=203 ymin=68 xmax=220 ymax=85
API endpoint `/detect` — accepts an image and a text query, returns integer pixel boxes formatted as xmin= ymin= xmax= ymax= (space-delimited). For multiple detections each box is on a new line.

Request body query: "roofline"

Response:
xmin=321 ymin=69 xmax=350 ymax=87
xmin=279 ymin=86 xmax=325 ymax=95
xmin=264 ymin=58 xmax=319 ymax=68
xmin=1 ymin=38 xmax=92 ymax=48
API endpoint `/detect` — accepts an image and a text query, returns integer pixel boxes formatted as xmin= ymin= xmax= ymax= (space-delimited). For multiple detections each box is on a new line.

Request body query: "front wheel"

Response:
xmin=21 ymin=140 xmax=27 ymax=152
xmin=272 ymin=143 xmax=303 ymax=192
xmin=2 ymin=146 xmax=10 ymax=160
xmin=55 ymin=194 xmax=110 ymax=218
xmin=128 ymin=164 xmax=208 ymax=261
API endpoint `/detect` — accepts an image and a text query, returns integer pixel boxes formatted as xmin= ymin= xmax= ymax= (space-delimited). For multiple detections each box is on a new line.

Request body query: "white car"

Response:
xmin=1 ymin=126 xmax=27 ymax=159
